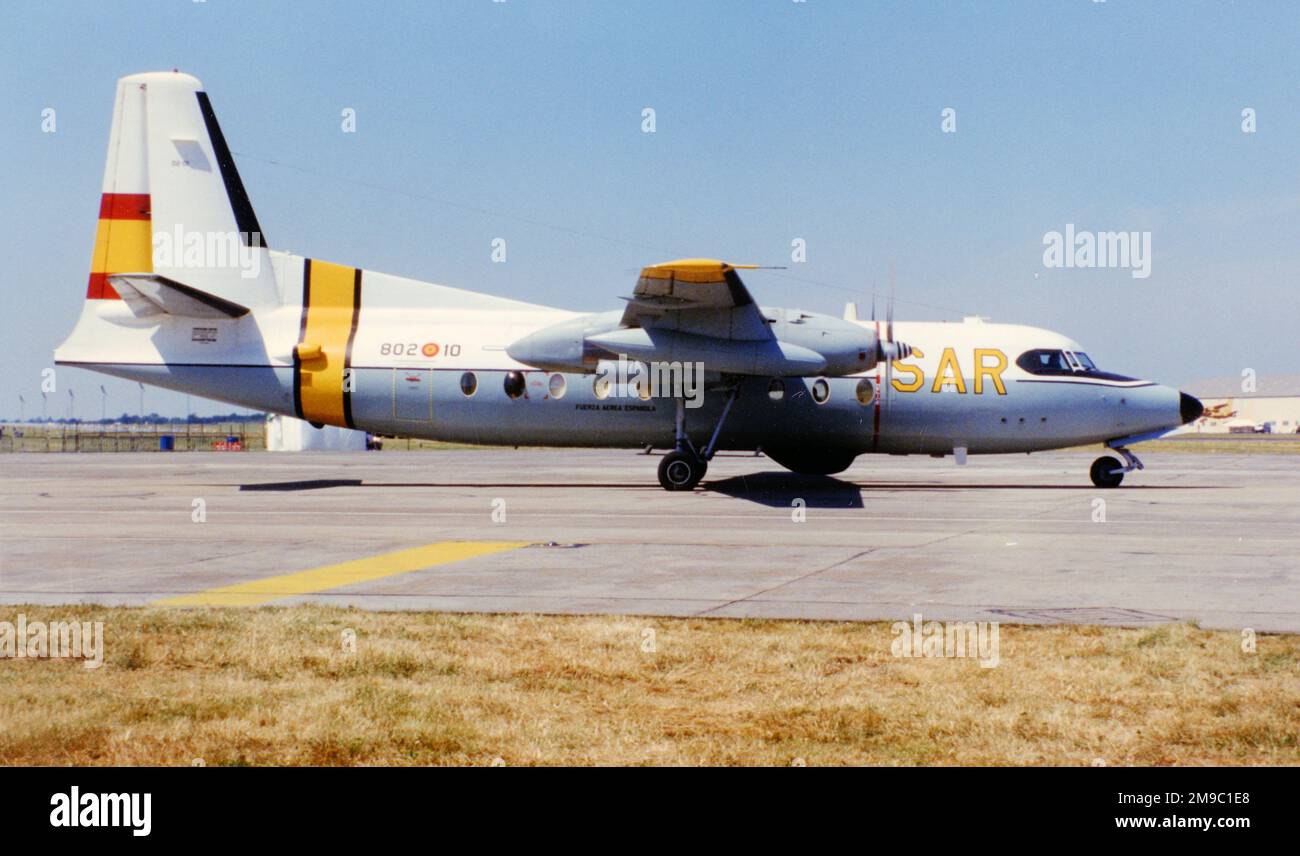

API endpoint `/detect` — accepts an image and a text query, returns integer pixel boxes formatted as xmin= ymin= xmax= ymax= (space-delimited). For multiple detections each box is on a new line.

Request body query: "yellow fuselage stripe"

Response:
xmin=298 ymin=259 xmax=359 ymax=427
xmin=154 ymin=540 xmax=527 ymax=607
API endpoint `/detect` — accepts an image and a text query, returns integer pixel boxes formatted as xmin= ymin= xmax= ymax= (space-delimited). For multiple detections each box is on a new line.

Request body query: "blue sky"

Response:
xmin=2 ymin=0 xmax=1297 ymax=418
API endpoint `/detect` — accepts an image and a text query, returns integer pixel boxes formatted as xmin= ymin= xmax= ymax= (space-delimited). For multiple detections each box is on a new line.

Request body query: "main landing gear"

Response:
xmin=658 ymin=449 xmax=706 ymax=491
xmin=656 ymin=387 xmax=739 ymax=491
xmin=1089 ymin=446 xmax=1143 ymax=488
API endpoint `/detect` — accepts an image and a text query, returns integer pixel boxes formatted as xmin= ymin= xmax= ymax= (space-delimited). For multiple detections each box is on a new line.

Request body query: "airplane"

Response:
xmin=55 ymin=72 xmax=1204 ymax=491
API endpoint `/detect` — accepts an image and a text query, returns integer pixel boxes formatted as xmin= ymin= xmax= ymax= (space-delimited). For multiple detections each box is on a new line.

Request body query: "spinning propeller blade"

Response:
xmin=884 ymin=270 xmax=894 ymax=409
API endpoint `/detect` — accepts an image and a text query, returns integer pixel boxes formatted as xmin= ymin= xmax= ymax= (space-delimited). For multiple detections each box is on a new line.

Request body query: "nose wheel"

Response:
xmin=1089 ymin=456 xmax=1125 ymax=488
xmin=1090 ymin=446 xmax=1143 ymax=488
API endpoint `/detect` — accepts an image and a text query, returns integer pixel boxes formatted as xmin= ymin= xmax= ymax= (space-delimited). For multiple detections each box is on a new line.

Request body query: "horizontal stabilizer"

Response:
xmin=108 ymin=272 xmax=251 ymax=319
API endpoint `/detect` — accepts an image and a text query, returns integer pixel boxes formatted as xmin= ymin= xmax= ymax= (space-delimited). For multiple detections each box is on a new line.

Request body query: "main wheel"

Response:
xmin=1089 ymin=456 xmax=1124 ymax=488
xmin=658 ymin=450 xmax=707 ymax=491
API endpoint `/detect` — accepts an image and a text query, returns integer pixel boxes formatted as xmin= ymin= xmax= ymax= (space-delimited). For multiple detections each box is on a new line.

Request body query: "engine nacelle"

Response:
xmin=505 ymin=310 xmax=622 ymax=373
xmin=586 ymin=327 xmax=828 ymax=376
xmin=768 ymin=308 xmax=878 ymax=375
xmin=506 ymin=306 xmax=904 ymax=378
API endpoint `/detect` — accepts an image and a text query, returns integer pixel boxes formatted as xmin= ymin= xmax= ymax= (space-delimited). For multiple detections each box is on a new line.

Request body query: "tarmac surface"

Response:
xmin=1 ymin=449 xmax=1297 ymax=631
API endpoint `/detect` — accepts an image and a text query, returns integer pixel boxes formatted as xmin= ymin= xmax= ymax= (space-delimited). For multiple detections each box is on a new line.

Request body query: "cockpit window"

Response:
xmin=1019 ymin=350 xmax=1073 ymax=374
xmin=1016 ymin=349 xmax=1140 ymax=382
xmin=1017 ymin=349 xmax=1100 ymax=376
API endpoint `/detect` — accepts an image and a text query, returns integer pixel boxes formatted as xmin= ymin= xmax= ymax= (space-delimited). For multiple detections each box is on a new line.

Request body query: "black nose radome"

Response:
xmin=1180 ymin=392 xmax=1204 ymax=424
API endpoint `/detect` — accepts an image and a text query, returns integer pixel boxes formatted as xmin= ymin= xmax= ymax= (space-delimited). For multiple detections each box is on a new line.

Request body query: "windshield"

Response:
xmin=1015 ymin=349 xmax=1140 ymax=382
xmin=1017 ymin=349 xmax=1098 ymax=375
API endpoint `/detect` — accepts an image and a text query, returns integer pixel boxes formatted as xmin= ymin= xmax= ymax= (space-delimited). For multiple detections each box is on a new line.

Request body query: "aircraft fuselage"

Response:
xmin=58 ymin=253 xmax=1187 ymax=460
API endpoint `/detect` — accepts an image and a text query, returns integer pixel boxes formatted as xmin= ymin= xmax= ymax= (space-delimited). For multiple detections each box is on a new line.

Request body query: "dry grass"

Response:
xmin=374 ymin=437 xmax=496 ymax=451
xmin=1 ymin=606 xmax=1296 ymax=766
xmin=1144 ymin=437 xmax=1300 ymax=454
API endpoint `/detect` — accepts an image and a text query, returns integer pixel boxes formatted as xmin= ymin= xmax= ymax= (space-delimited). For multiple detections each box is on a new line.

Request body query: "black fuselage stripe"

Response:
xmin=292 ymin=259 xmax=312 ymax=419
xmin=1015 ymin=379 xmax=1155 ymax=389
xmin=57 ymin=361 xmax=566 ymax=372
xmin=341 ymin=268 xmax=363 ymax=429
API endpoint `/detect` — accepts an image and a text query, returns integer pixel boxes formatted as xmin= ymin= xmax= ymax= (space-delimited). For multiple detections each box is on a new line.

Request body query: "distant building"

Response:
xmin=1182 ymin=374 xmax=1300 ymax=434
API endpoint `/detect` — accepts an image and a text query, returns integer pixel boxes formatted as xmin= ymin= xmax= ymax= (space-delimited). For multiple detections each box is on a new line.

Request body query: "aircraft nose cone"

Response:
xmin=1179 ymin=391 xmax=1204 ymax=424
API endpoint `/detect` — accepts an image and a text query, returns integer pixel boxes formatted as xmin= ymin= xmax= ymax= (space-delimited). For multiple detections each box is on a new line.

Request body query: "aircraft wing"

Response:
xmin=619 ymin=258 xmax=773 ymax=341
xmin=511 ymin=256 xmax=877 ymax=377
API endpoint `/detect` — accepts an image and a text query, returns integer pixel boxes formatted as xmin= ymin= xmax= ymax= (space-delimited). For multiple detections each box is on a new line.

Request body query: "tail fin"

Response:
xmin=86 ymin=71 xmax=279 ymax=311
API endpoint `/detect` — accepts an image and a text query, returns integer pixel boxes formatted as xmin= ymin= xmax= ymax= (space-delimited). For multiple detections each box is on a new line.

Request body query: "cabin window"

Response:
xmin=504 ymin=371 xmax=527 ymax=399
xmin=855 ymin=378 xmax=875 ymax=405
xmin=593 ymin=374 xmax=611 ymax=400
xmin=548 ymin=373 xmax=567 ymax=400
xmin=812 ymin=378 xmax=830 ymax=404
xmin=768 ymin=379 xmax=785 ymax=401
xmin=459 ymin=371 xmax=478 ymax=397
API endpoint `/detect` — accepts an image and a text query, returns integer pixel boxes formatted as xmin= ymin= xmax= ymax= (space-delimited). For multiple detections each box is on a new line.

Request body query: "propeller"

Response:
xmin=886 ymin=268 xmax=894 ymax=344
xmin=873 ymin=268 xmax=913 ymax=411
xmin=885 ymin=272 xmax=894 ymax=407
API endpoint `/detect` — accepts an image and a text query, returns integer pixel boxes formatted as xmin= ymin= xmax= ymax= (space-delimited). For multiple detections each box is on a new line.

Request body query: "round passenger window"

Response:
xmin=548 ymin=373 xmax=567 ymax=400
xmin=504 ymin=371 xmax=526 ymax=399
xmin=459 ymin=371 xmax=477 ymax=397
xmin=812 ymin=378 xmax=830 ymax=404
xmin=768 ymin=379 xmax=785 ymax=401
xmin=635 ymin=373 xmax=653 ymax=400
xmin=855 ymin=378 xmax=875 ymax=405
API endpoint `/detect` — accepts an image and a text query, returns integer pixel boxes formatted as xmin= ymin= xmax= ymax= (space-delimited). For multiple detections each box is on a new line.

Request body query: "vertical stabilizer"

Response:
xmin=85 ymin=71 xmax=280 ymax=309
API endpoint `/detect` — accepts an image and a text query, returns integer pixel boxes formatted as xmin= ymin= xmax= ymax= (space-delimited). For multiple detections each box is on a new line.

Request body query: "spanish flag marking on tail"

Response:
xmin=86 ymin=193 xmax=152 ymax=299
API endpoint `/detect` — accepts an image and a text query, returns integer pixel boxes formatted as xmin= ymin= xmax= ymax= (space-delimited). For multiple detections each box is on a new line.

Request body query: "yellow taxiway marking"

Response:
xmin=154 ymin=540 xmax=528 ymax=607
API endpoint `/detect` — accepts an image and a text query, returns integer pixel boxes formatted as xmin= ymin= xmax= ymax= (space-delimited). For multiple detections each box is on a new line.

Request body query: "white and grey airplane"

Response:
xmin=56 ymin=72 xmax=1204 ymax=490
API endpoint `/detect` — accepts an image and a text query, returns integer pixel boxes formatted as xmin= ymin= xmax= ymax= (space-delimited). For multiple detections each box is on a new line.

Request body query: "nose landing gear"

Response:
xmin=1090 ymin=446 xmax=1144 ymax=488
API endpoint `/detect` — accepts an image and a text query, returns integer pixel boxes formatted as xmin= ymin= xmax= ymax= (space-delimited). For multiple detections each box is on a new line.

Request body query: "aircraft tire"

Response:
xmin=658 ymin=450 xmax=706 ymax=491
xmin=1089 ymin=456 xmax=1124 ymax=488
